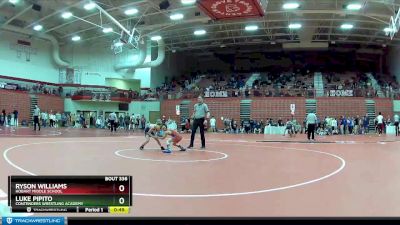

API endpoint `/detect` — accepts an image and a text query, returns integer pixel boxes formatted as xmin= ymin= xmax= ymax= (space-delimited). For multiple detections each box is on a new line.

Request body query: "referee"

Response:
xmin=33 ymin=105 xmax=41 ymax=131
xmin=188 ymin=96 xmax=210 ymax=149
xmin=306 ymin=111 xmax=317 ymax=141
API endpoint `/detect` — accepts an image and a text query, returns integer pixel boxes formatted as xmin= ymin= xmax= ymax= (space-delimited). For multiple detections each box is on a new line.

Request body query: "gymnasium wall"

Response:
xmin=387 ymin=46 xmax=400 ymax=83
xmin=129 ymin=101 xmax=160 ymax=121
xmin=161 ymin=98 xmax=305 ymax=128
xmin=151 ymin=52 xmax=181 ymax=89
xmin=105 ymin=78 xmax=140 ymax=91
xmin=161 ymin=97 xmax=395 ymax=128
xmin=37 ymin=94 xmax=64 ymax=114
xmin=0 ymin=30 xmax=59 ymax=83
xmin=0 ymin=89 xmax=30 ymax=123
xmin=316 ymin=97 xmax=366 ymax=119
xmin=160 ymin=99 xmax=181 ymax=125
xmin=64 ymin=99 xmax=122 ymax=114
xmin=375 ymin=98 xmax=394 ymax=118
xmin=251 ymin=98 xmax=306 ymax=122
xmin=62 ymin=41 xmax=152 ymax=87
xmin=393 ymin=100 xmax=400 ymax=113
xmin=190 ymin=98 xmax=241 ymax=128
xmin=64 ymin=99 xmax=160 ymax=119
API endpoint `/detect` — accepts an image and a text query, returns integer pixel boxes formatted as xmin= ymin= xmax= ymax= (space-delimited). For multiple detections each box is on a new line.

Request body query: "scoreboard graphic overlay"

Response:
xmin=8 ymin=176 xmax=132 ymax=214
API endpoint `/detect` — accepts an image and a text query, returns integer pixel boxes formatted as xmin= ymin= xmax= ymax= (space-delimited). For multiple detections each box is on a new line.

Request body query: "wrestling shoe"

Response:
xmin=139 ymin=145 xmax=144 ymax=150
xmin=162 ymin=149 xmax=172 ymax=154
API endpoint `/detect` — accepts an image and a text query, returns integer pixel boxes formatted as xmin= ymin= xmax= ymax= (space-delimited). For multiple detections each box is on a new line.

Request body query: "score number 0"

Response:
xmin=119 ymin=185 xmax=125 ymax=205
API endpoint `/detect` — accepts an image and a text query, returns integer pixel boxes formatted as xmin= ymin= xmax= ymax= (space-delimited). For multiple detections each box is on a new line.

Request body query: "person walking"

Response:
xmin=188 ymin=96 xmax=210 ymax=149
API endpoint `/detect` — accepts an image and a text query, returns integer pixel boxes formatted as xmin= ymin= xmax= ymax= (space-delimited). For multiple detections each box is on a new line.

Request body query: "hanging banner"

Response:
xmin=197 ymin=0 xmax=265 ymax=20
xmin=329 ymin=90 xmax=354 ymax=97
xmin=290 ymin=104 xmax=296 ymax=115
xmin=204 ymin=91 xmax=228 ymax=98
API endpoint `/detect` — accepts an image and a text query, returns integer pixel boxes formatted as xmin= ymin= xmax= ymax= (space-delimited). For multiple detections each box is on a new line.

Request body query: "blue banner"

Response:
xmin=2 ymin=217 xmax=64 ymax=225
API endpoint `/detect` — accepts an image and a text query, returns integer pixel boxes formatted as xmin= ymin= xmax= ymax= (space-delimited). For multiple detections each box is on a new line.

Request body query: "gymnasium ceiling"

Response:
xmin=1 ymin=0 xmax=400 ymax=52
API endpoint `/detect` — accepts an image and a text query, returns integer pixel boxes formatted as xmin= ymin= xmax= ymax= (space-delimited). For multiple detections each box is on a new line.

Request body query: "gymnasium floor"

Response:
xmin=0 ymin=127 xmax=400 ymax=217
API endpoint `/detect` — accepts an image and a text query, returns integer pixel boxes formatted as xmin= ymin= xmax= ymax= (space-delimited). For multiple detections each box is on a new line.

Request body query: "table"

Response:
xmin=386 ymin=125 xmax=397 ymax=135
xmin=264 ymin=126 xmax=286 ymax=135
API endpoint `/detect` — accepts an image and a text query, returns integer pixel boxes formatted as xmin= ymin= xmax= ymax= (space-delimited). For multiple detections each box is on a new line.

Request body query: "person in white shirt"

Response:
xmin=49 ymin=111 xmax=54 ymax=128
xmin=210 ymin=116 xmax=216 ymax=132
xmin=331 ymin=118 xmax=338 ymax=134
xmin=376 ymin=112 xmax=384 ymax=136
xmin=41 ymin=112 xmax=47 ymax=128
xmin=96 ymin=117 xmax=102 ymax=129
xmin=129 ymin=114 xmax=135 ymax=131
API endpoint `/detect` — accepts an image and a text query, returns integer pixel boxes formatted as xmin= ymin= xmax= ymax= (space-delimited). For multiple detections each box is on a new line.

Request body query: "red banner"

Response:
xmin=198 ymin=0 xmax=265 ymax=20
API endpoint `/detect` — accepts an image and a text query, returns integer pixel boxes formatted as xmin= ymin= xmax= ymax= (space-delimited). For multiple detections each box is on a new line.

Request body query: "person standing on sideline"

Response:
xmin=188 ymin=96 xmax=210 ymax=149
xmin=376 ymin=112 xmax=384 ymax=136
xmin=109 ymin=112 xmax=117 ymax=133
xmin=210 ymin=116 xmax=216 ymax=132
xmin=13 ymin=108 xmax=18 ymax=127
xmin=364 ymin=114 xmax=370 ymax=134
xmin=394 ymin=114 xmax=400 ymax=136
xmin=306 ymin=111 xmax=317 ymax=141
xmin=33 ymin=105 xmax=41 ymax=131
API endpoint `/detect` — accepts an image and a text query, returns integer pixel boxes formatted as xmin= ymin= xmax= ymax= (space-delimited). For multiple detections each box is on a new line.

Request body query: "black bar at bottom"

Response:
xmin=66 ymin=218 xmax=400 ymax=225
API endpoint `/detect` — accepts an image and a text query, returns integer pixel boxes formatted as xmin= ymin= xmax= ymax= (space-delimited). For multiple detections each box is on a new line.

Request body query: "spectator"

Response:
xmin=141 ymin=115 xmax=146 ymax=129
xmin=210 ymin=116 xmax=217 ymax=132
xmin=13 ymin=108 xmax=18 ymax=127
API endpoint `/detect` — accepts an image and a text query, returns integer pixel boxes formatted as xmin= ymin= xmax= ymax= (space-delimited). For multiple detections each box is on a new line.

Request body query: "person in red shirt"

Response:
xmin=160 ymin=125 xmax=186 ymax=153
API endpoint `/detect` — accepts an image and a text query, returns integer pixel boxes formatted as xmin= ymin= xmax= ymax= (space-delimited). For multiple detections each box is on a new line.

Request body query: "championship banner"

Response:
xmin=204 ymin=91 xmax=228 ymax=98
xmin=290 ymin=104 xmax=296 ymax=115
xmin=329 ymin=90 xmax=354 ymax=97
xmin=197 ymin=0 xmax=265 ymax=20
xmin=0 ymin=82 xmax=18 ymax=90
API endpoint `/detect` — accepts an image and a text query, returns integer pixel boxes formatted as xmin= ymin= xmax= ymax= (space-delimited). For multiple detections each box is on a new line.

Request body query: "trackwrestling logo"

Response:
xmin=2 ymin=217 xmax=64 ymax=225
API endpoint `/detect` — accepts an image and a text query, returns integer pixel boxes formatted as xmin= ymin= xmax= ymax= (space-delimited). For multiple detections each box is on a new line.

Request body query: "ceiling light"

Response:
xmin=61 ymin=12 xmax=73 ymax=19
xmin=346 ymin=3 xmax=362 ymax=10
xmin=33 ymin=25 xmax=43 ymax=31
xmin=384 ymin=27 xmax=393 ymax=33
xmin=114 ymin=42 xmax=124 ymax=47
xmin=8 ymin=0 xmax=19 ymax=4
xmin=124 ymin=8 xmax=138 ymax=15
xmin=151 ymin=35 xmax=162 ymax=41
xmin=288 ymin=23 xmax=302 ymax=29
xmin=84 ymin=2 xmax=96 ymax=10
xmin=102 ymin=27 xmax=113 ymax=33
xmin=194 ymin=29 xmax=206 ymax=35
xmin=341 ymin=24 xmax=354 ymax=29
xmin=283 ymin=2 xmax=300 ymax=9
xmin=245 ymin=25 xmax=258 ymax=31
xmin=170 ymin=13 xmax=184 ymax=20
xmin=71 ymin=35 xmax=81 ymax=41
xmin=181 ymin=0 xmax=196 ymax=4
